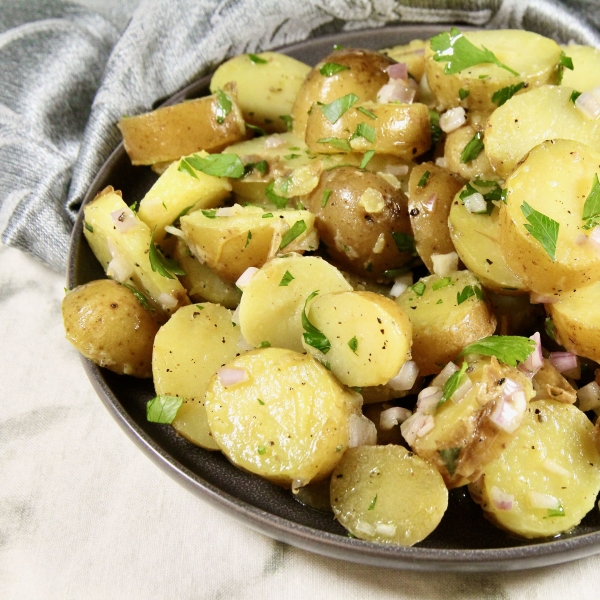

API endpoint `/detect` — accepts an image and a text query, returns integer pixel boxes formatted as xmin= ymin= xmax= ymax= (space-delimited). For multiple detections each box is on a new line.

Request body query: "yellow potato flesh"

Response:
xmin=498 ymin=139 xmax=600 ymax=295
xmin=560 ymin=45 xmax=600 ymax=92
xmin=205 ymin=348 xmax=357 ymax=487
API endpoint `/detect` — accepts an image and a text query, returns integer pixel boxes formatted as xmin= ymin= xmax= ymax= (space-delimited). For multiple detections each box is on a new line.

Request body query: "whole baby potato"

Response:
xmin=62 ymin=279 xmax=160 ymax=378
xmin=307 ymin=166 xmax=412 ymax=278
xmin=291 ymin=48 xmax=393 ymax=138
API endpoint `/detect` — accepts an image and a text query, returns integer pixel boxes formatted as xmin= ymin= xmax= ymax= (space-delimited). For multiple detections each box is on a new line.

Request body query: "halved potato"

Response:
xmin=559 ymin=44 xmax=600 ymax=92
xmin=443 ymin=125 xmax=496 ymax=180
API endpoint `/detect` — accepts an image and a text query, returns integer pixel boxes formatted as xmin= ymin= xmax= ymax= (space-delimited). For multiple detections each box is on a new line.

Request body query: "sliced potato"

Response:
xmin=305 ymin=101 xmax=431 ymax=161
xmin=205 ymin=348 xmax=359 ymax=487
xmin=424 ymin=29 xmax=561 ymax=115
xmin=443 ymin=125 xmax=496 ymax=180
xmin=238 ymin=254 xmax=352 ymax=353
xmin=395 ymin=271 xmax=496 ymax=375
xmin=180 ymin=204 xmax=318 ymax=282
xmin=63 ymin=279 xmax=160 ymax=378
xmin=408 ymin=356 xmax=534 ymax=488
xmin=330 ymin=445 xmax=448 ymax=545
xmin=83 ymin=187 xmax=189 ymax=315
xmin=210 ymin=52 xmax=311 ymax=133
xmin=137 ymin=152 xmax=232 ymax=243
xmin=560 ymin=45 xmax=600 ymax=92
xmin=498 ymin=139 xmax=600 ymax=295
xmin=302 ymin=291 xmax=412 ymax=387
xmin=485 ymin=85 xmax=600 ymax=178
xmin=153 ymin=303 xmax=241 ymax=450
xmin=470 ymin=400 xmax=600 ymax=538
xmin=548 ymin=280 xmax=600 ymax=363
xmin=448 ymin=187 xmax=526 ymax=294
xmin=408 ymin=162 xmax=464 ymax=272
xmin=118 ymin=94 xmax=246 ymax=165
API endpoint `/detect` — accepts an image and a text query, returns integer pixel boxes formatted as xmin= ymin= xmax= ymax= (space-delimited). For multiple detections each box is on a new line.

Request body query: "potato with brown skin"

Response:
xmin=291 ymin=48 xmax=393 ymax=138
xmin=443 ymin=125 xmax=496 ymax=180
xmin=62 ymin=279 xmax=161 ymax=378
xmin=306 ymin=166 xmax=412 ymax=279
xmin=408 ymin=162 xmax=464 ymax=273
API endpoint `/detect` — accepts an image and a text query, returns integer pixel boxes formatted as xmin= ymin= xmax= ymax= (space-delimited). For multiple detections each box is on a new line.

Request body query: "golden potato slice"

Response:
xmin=560 ymin=45 xmax=600 ymax=92
xmin=153 ymin=303 xmax=241 ymax=450
xmin=306 ymin=166 xmax=412 ymax=279
xmin=305 ymin=101 xmax=431 ymax=161
xmin=443 ymin=125 xmax=496 ymax=180
xmin=83 ymin=187 xmax=189 ymax=315
xmin=470 ymin=400 xmax=600 ymax=538
xmin=172 ymin=239 xmax=241 ymax=309
xmin=424 ymin=29 xmax=561 ymax=115
xmin=498 ymin=139 xmax=600 ymax=295
xmin=210 ymin=52 xmax=311 ymax=133
xmin=301 ymin=291 xmax=412 ymax=387
xmin=485 ymin=86 xmax=600 ymax=178
xmin=205 ymin=348 xmax=359 ymax=487
xmin=408 ymin=162 xmax=464 ymax=272
xmin=330 ymin=445 xmax=448 ymax=545
xmin=180 ymin=204 xmax=318 ymax=282
xmin=448 ymin=186 xmax=526 ymax=294
xmin=118 ymin=94 xmax=246 ymax=165
xmin=63 ymin=279 xmax=160 ymax=378
xmin=408 ymin=356 xmax=534 ymax=488
xmin=548 ymin=281 xmax=600 ymax=362
xmin=238 ymin=255 xmax=352 ymax=353
xmin=291 ymin=48 xmax=393 ymax=138
xmin=395 ymin=271 xmax=496 ymax=375
xmin=136 ymin=152 xmax=232 ymax=243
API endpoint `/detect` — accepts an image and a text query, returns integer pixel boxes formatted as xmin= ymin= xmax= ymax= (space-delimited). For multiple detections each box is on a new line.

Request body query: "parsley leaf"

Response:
xmin=279 ymin=270 xmax=295 ymax=286
xmin=257 ymin=398 xmax=265 ymax=405
xmin=359 ymin=150 xmax=375 ymax=169
xmin=257 ymin=445 xmax=266 ymax=455
xmin=430 ymin=28 xmax=519 ymax=76
xmin=417 ymin=170 xmax=430 ymax=188
xmin=570 ymin=90 xmax=582 ymax=104
xmin=279 ymin=220 xmax=307 ymax=249
xmin=279 ymin=115 xmax=293 ymax=131
xmin=320 ymin=62 xmax=350 ymax=77
xmin=321 ymin=93 xmax=359 ymax=124
xmin=182 ymin=153 xmax=245 ymax=178
xmin=367 ymin=494 xmax=378 ymax=510
xmin=456 ymin=284 xmax=484 ymax=305
xmin=121 ymin=282 xmax=154 ymax=310
xmin=432 ymin=277 xmax=452 ymax=290
xmin=439 ymin=447 xmax=461 ymax=476
xmin=582 ymin=174 xmax=600 ymax=229
xmin=215 ymin=89 xmax=232 ymax=124
xmin=248 ymin=53 xmax=268 ymax=64
xmin=245 ymin=230 xmax=252 ymax=248
xmin=351 ymin=122 xmax=376 ymax=143
xmin=245 ymin=123 xmax=267 ymax=137
xmin=302 ymin=291 xmax=331 ymax=354
xmin=357 ymin=106 xmax=377 ymax=120
xmin=317 ymin=137 xmax=352 ymax=152
xmin=321 ymin=189 xmax=332 ymax=208
xmin=348 ymin=336 xmax=358 ymax=354
xmin=392 ymin=231 xmax=415 ymax=253
xmin=147 ymin=395 xmax=183 ymax=424
xmin=459 ymin=335 xmax=536 ymax=367
xmin=492 ymin=82 xmax=526 ymax=107
xmin=83 ymin=221 xmax=93 ymax=233
xmin=557 ymin=51 xmax=574 ymax=84
xmin=202 ymin=209 xmax=217 ymax=219
xmin=548 ymin=502 xmax=565 ymax=518
xmin=412 ymin=281 xmax=426 ymax=296
xmin=265 ymin=181 xmax=288 ymax=209
xmin=521 ymin=201 xmax=559 ymax=261
xmin=460 ymin=131 xmax=484 ymax=163
xmin=259 ymin=341 xmax=271 ymax=348
xmin=440 ymin=361 xmax=469 ymax=406
xmin=458 ymin=88 xmax=470 ymax=100
xmin=149 ymin=232 xmax=185 ymax=279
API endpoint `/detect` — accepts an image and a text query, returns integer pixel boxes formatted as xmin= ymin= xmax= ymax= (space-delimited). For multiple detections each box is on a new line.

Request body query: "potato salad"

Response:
xmin=63 ymin=28 xmax=600 ymax=545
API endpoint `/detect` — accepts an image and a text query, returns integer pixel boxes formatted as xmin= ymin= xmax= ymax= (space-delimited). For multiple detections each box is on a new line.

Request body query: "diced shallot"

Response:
xmin=400 ymin=412 xmax=435 ymax=445
xmin=439 ymin=107 xmax=466 ymax=133
xmin=389 ymin=280 xmax=408 ymax=298
xmin=235 ymin=267 xmax=259 ymax=290
xmin=450 ymin=375 xmax=473 ymax=403
xmin=529 ymin=292 xmax=558 ymax=304
xmin=158 ymin=292 xmax=178 ymax=309
xmin=110 ymin=208 xmax=138 ymax=233
xmin=520 ymin=332 xmax=543 ymax=375
xmin=217 ymin=367 xmax=248 ymax=387
xmin=416 ymin=386 xmax=443 ymax=414
xmin=355 ymin=520 xmax=376 ymax=536
xmin=435 ymin=157 xmax=447 ymax=168
xmin=237 ymin=335 xmax=255 ymax=352
xmin=376 ymin=79 xmax=416 ymax=104
xmin=463 ymin=192 xmax=487 ymax=213
xmin=431 ymin=362 xmax=459 ymax=388
xmin=375 ymin=523 xmax=397 ymax=537
xmin=527 ymin=491 xmax=561 ymax=510
xmin=106 ymin=255 xmax=133 ymax=283
xmin=348 ymin=413 xmax=377 ymax=448
xmin=543 ymin=458 xmax=571 ymax=478
xmin=379 ymin=406 xmax=412 ymax=431
xmin=431 ymin=252 xmax=459 ymax=276
xmin=387 ymin=360 xmax=419 ymax=391
xmin=264 ymin=135 xmax=286 ymax=148
xmin=385 ymin=164 xmax=409 ymax=177
xmin=577 ymin=381 xmax=600 ymax=412
xmin=489 ymin=390 xmax=527 ymax=433
xmin=549 ymin=351 xmax=578 ymax=374
xmin=501 ymin=378 xmax=522 ymax=400
xmin=575 ymin=86 xmax=600 ymax=119
xmin=164 ymin=225 xmax=184 ymax=238
xmin=490 ymin=486 xmax=514 ymax=511
xmin=231 ymin=305 xmax=241 ymax=326
xmin=387 ymin=62 xmax=408 ymax=80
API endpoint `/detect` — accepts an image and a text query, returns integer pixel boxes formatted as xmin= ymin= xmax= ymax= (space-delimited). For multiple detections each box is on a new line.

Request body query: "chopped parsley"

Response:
xmin=147 ymin=395 xmax=183 ymax=424
xmin=279 ymin=220 xmax=307 ymax=249
xmin=459 ymin=335 xmax=536 ymax=367
xmin=359 ymin=150 xmax=375 ymax=169
xmin=439 ymin=361 xmax=469 ymax=407
xmin=432 ymin=277 xmax=452 ymax=290
xmin=439 ymin=447 xmax=461 ymax=476
xmin=215 ymin=89 xmax=232 ymax=124
xmin=262 ymin=212 xmax=273 ymax=218
xmin=245 ymin=230 xmax=252 ymax=248
xmin=557 ymin=51 xmax=574 ymax=84
xmin=570 ymin=90 xmax=582 ymax=104
xmin=460 ymin=131 xmax=484 ymax=164
xmin=412 ymin=281 xmax=426 ymax=296
xmin=321 ymin=189 xmax=332 ymax=208
xmin=248 ymin=53 xmax=268 ymax=64
xmin=321 ymin=93 xmax=359 ymax=124
xmin=392 ymin=231 xmax=416 ymax=253
xmin=581 ymin=173 xmax=600 ymax=230
xmin=149 ymin=232 xmax=185 ymax=280
xmin=429 ymin=109 xmax=442 ymax=146
xmin=430 ymin=28 xmax=519 ymax=76
xmin=492 ymin=82 xmax=526 ymax=107
xmin=279 ymin=115 xmax=293 ymax=131
xmin=284 ymin=153 xmax=300 ymax=160
xmin=279 ymin=270 xmax=295 ymax=286
xmin=257 ymin=398 xmax=265 ymax=405
xmin=302 ymin=291 xmax=331 ymax=354
xmin=265 ymin=181 xmax=288 ymax=209
xmin=179 ymin=153 xmax=245 ymax=178
xmin=456 ymin=284 xmax=484 ymax=304
xmin=458 ymin=88 xmax=470 ymax=100
xmin=357 ymin=106 xmax=377 ymax=120
xmin=367 ymin=494 xmax=378 ymax=511
xmin=351 ymin=122 xmax=376 ymax=143
xmin=243 ymin=159 xmax=268 ymax=176
xmin=121 ymin=282 xmax=154 ymax=310
xmin=544 ymin=317 xmax=556 ymax=341
xmin=320 ymin=62 xmax=350 ymax=77
xmin=317 ymin=137 xmax=352 ymax=152
xmin=257 ymin=445 xmax=266 ymax=455
xmin=259 ymin=341 xmax=271 ymax=348
xmin=245 ymin=122 xmax=267 ymax=136
xmin=417 ymin=170 xmax=430 ymax=188
xmin=83 ymin=221 xmax=93 ymax=233
xmin=548 ymin=503 xmax=565 ymax=517
xmin=521 ymin=202 xmax=559 ymax=261
xmin=202 ymin=209 xmax=217 ymax=218
xmin=348 ymin=336 xmax=358 ymax=354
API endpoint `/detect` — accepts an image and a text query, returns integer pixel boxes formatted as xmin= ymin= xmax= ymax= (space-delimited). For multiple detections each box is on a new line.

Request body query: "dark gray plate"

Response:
xmin=67 ymin=24 xmax=600 ymax=571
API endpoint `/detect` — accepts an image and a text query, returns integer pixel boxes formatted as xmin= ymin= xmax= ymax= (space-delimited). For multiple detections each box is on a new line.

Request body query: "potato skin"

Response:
xmin=307 ymin=166 xmax=412 ymax=278
xmin=291 ymin=48 xmax=393 ymax=138
xmin=62 ymin=279 xmax=160 ymax=378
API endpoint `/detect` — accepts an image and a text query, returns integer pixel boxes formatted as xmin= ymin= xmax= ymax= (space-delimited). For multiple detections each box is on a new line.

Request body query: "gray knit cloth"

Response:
xmin=1 ymin=0 xmax=599 ymax=272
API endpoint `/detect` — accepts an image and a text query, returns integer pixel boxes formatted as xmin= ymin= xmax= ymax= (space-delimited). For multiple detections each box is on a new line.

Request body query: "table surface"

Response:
xmin=2 ymin=243 xmax=600 ymax=599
